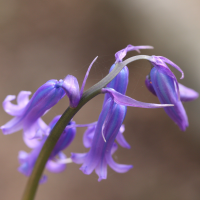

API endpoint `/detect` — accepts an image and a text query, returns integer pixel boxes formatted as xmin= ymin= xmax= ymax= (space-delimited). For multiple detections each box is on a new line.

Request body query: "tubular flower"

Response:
xmin=1 ymin=56 xmax=97 ymax=137
xmin=72 ymin=46 xmax=173 ymax=181
xmin=72 ymin=98 xmax=132 ymax=181
xmin=18 ymin=115 xmax=76 ymax=183
xmin=1 ymin=80 xmax=65 ymax=138
xmin=144 ymin=56 xmax=198 ymax=131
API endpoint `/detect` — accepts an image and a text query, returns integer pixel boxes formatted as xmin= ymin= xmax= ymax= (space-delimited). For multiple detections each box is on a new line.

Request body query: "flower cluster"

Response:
xmin=1 ymin=45 xmax=198 ymax=182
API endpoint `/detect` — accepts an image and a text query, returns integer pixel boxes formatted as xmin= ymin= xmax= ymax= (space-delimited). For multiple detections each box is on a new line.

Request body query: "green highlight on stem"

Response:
xmin=21 ymin=55 xmax=150 ymax=200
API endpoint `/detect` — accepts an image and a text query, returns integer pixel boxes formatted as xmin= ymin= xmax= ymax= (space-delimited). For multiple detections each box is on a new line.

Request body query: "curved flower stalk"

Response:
xmin=1 ymin=80 xmax=65 ymax=138
xmin=144 ymin=56 xmax=199 ymax=131
xmin=18 ymin=115 xmax=76 ymax=183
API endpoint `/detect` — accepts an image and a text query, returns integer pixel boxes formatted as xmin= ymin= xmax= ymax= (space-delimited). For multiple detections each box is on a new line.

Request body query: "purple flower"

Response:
xmin=1 ymin=56 xmax=97 ymax=137
xmin=72 ymin=45 xmax=173 ymax=181
xmin=144 ymin=56 xmax=198 ymax=131
xmin=72 ymin=98 xmax=132 ymax=181
xmin=18 ymin=116 xmax=76 ymax=183
xmin=1 ymin=80 xmax=65 ymax=138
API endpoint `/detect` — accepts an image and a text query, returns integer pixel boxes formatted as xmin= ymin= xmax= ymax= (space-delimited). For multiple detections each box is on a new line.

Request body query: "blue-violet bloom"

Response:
xmin=72 ymin=46 xmax=173 ymax=181
xmin=18 ymin=115 xmax=76 ymax=183
xmin=1 ymin=80 xmax=65 ymax=138
xmin=144 ymin=56 xmax=198 ymax=131
xmin=72 ymin=98 xmax=132 ymax=181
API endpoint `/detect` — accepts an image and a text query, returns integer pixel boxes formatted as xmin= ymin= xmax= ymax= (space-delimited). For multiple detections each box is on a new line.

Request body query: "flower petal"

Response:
xmin=80 ymin=56 xmax=98 ymax=97
xmin=116 ymin=124 xmax=131 ymax=149
xmin=18 ymin=150 xmax=29 ymax=164
xmin=95 ymin=158 xmax=107 ymax=182
xmin=23 ymin=135 xmax=41 ymax=149
xmin=83 ymin=125 xmax=96 ymax=148
xmin=46 ymin=152 xmax=67 ymax=173
xmin=102 ymin=88 xmax=174 ymax=108
xmin=1 ymin=117 xmax=22 ymax=135
xmin=3 ymin=95 xmax=24 ymax=116
xmin=151 ymin=56 xmax=184 ymax=79
xmin=62 ymin=75 xmax=80 ymax=108
xmin=71 ymin=153 xmax=87 ymax=164
xmin=111 ymin=142 xmax=118 ymax=155
xmin=178 ymin=83 xmax=199 ymax=102
xmin=115 ymin=45 xmax=153 ymax=62
xmin=106 ymin=153 xmax=133 ymax=173
xmin=145 ymin=75 xmax=157 ymax=96
xmin=17 ymin=91 xmax=32 ymax=106
xmin=23 ymin=118 xmax=48 ymax=140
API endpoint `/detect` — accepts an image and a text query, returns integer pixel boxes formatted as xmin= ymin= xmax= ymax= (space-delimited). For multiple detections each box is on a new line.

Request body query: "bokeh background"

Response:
xmin=0 ymin=0 xmax=200 ymax=199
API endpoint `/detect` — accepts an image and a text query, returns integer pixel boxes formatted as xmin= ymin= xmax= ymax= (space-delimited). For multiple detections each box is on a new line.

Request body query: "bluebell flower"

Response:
xmin=1 ymin=56 xmax=98 ymax=137
xmin=18 ymin=115 xmax=76 ymax=183
xmin=1 ymin=80 xmax=65 ymax=138
xmin=72 ymin=98 xmax=132 ymax=181
xmin=71 ymin=45 xmax=173 ymax=181
xmin=144 ymin=56 xmax=198 ymax=131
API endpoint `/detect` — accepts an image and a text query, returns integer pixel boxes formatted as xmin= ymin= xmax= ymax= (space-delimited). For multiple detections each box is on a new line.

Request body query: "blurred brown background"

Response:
xmin=0 ymin=0 xmax=200 ymax=199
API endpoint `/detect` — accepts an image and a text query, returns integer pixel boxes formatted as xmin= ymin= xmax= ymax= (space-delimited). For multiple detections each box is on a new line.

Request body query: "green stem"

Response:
xmin=21 ymin=55 xmax=149 ymax=200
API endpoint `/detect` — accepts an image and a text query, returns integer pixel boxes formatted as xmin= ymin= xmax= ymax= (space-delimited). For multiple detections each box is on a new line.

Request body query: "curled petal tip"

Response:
xmin=155 ymin=56 xmax=184 ymax=79
xmin=115 ymin=44 xmax=154 ymax=62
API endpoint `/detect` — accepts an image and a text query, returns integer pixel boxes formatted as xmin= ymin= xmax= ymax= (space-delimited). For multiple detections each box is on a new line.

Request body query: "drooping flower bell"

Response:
xmin=1 ymin=57 xmax=97 ymax=138
xmin=72 ymin=98 xmax=132 ymax=181
xmin=1 ymin=80 xmax=65 ymax=138
xmin=18 ymin=115 xmax=76 ymax=183
xmin=144 ymin=56 xmax=198 ymax=131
